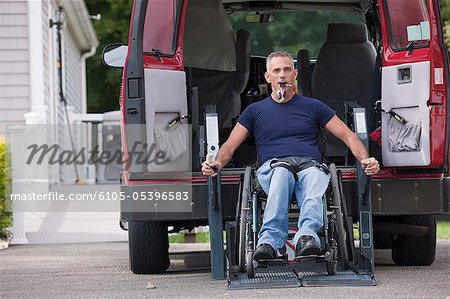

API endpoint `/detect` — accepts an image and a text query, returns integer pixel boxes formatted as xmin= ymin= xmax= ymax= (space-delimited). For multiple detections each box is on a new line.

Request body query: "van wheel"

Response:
xmin=391 ymin=215 xmax=436 ymax=266
xmin=128 ymin=221 xmax=170 ymax=274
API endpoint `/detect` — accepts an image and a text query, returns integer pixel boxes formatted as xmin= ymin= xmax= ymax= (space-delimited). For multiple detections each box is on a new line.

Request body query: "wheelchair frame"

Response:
xmin=236 ymin=163 xmax=352 ymax=278
xmin=206 ymin=107 xmax=375 ymax=287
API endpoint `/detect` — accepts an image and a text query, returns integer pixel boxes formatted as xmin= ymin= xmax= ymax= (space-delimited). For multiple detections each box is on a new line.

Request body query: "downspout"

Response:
xmin=81 ymin=46 xmax=97 ymax=114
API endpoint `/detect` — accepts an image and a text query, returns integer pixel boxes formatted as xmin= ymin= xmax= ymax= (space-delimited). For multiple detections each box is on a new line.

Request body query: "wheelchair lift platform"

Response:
xmin=228 ymin=261 xmax=376 ymax=290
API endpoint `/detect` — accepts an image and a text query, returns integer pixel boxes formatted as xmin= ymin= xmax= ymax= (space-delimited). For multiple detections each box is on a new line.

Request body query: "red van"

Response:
xmin=102 ymin=0 xmax=450 ymax=274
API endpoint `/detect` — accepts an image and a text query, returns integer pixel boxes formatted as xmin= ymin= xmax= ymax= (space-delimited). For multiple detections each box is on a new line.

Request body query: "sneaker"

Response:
xmin=295 ymin=235 xmax=321 ymax=257
xmin=253 ymin=243 xmax=276 ymax=261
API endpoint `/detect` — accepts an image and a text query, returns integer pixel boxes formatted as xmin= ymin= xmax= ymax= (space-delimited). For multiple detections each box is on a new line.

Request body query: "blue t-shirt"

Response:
xmin=237 ymin=94 xmax=336 ymax=164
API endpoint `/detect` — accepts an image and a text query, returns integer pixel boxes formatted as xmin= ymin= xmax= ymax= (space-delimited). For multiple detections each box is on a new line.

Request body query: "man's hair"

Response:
xmin=266 ymin=51 xmax=294 ymax=71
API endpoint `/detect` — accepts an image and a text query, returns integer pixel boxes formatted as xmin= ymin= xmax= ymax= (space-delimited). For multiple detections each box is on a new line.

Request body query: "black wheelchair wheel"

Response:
xmin=246 ymin=250 xmax=255 ymax=278
xmin=234 ymin=172 xmax=244 ymax=266
xmin=337 ymin=169 xmax=355 ymax=264
xmin=329 ymin=163 xmax=350 ymax=269
xmin=239 ymin=166 xmax=253 ymax=272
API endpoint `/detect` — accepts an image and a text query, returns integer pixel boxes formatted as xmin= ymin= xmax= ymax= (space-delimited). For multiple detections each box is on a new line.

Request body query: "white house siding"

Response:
xmin=0 ymin=0 xmax=97 ymax=183
xmin=57 ymin=25 xmax=83 ymax=127
xmin=58 ymin=26 xmax=84 ymax=183
xmin=63 ymin=30 xmax=82 ymax=114
xmin=0 ymin=0 xmax=30 ymax=128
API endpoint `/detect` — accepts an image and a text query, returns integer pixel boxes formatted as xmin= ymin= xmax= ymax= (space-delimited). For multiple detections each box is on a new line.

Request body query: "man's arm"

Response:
xmin=325 ymin=115 xmax=379 ymax=175
xmin=202 ymin=123 xmax=250 ymax=177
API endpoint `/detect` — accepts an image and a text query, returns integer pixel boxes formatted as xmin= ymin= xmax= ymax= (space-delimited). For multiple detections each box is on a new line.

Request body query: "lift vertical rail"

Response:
xmin=205 ymin=106 xmax=225 ymax=279
xmin=352 ymin=107 xmax=375 ymax=274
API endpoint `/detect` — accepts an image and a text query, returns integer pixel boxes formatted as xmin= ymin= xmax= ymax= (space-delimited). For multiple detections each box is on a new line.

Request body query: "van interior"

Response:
xmin=180 ymin=0 xmax=387 ymax=170
xmin=141 ymin=0 xmax=435 ymax=172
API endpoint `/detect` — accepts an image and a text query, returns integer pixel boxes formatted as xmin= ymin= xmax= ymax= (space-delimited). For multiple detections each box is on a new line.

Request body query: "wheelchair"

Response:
xmin=235 ymin=163 xmax=354 ymax=279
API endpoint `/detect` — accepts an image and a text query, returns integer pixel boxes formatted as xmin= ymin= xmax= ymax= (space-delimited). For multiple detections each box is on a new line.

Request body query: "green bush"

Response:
xmin=445 ymin=22 xmax=450 ymax=49
xmin=0 ymin=136 xmax=12 ymax=240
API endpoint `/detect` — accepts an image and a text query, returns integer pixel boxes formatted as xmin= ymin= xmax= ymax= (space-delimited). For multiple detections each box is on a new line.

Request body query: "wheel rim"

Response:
xmin=329 ymin=164 xmax=350 ymax=268
xmin=239 ymin=167 xmax=253 ymax=272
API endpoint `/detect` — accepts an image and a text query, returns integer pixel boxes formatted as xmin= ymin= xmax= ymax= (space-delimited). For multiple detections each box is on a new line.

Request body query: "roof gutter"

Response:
xmin=56 ymin=0 xmax=99 ymax=114
xmin=58 ymin=0 xmax=99 ymax=51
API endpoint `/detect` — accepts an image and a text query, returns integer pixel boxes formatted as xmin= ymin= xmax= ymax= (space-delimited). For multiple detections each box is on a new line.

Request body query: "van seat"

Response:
xmin=297 ymin=49 xmax=313 ymax=97
xmin=184 ymin=0 xmax=250 ymax=129
xmin=189 ymin=29 xmax=250 ymax=129
xmin=303 ymin=23 xmax=378 ymax=160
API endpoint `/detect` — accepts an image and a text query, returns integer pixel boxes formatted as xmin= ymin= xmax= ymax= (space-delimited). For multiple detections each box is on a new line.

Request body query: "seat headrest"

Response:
xmin=327 ymin=23 xmax=368 ymax=43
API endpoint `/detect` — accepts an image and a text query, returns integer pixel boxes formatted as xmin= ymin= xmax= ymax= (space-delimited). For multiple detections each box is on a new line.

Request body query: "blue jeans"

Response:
xmin=256 ymin=158 xmax=330 ymax=251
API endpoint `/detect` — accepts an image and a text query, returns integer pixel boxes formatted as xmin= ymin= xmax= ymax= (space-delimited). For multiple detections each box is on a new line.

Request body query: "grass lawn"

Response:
xmin=169 ymin=232 xmax=211 ymax=243
xmin=437 ymin=221 xmax=450 ymax=239
xmin=169 ymin=221 xmax=450 ymax=244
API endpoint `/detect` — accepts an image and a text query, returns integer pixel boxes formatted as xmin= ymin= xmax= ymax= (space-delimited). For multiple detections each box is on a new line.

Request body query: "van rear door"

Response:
xmin=125 ymin=0 xmax=189 ymax=177
xmin=378 ymin=0 xmax=449 ymax=171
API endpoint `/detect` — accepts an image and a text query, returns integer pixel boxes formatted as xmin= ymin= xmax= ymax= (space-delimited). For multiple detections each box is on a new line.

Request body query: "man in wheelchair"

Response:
xmin=202 ymin=51 xmax=379 ymax=262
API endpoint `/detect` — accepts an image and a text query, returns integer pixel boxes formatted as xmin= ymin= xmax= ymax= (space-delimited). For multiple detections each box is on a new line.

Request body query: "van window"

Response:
xmin=384 ymin=0 xmax=430 ymax=50
xmin=143 ymin=0 xmax=182 ymax=55
xmin=228 ymin=11 xmax=365 ymax=57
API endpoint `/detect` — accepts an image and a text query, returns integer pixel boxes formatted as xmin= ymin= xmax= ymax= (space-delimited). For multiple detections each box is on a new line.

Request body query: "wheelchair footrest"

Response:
xmin=255 ymin=257 xmax=288 ymax=268
xmin=294 ymin=254 xmax=326 ymax=261
xmin=227 ymin=260 xmax=376 ymax=289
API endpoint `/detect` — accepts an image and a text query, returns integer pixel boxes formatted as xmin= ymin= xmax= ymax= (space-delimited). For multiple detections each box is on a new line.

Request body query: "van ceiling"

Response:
xmin=222 ymin=0 xmax=371 ymax=12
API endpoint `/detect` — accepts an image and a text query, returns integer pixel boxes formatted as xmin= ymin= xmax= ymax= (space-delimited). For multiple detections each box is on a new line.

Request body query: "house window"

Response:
xmin=143 ymin=0 xmax=182 ymax=55
xmin=384 ymin=0 xmax=430 ymax=50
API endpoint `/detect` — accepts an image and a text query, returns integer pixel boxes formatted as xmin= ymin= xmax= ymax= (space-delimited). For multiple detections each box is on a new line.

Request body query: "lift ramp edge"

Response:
xmin=227 ymin=261 xmax=376 ymax=290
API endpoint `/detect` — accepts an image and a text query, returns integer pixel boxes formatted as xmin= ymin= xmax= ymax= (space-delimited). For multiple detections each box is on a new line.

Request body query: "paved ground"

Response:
xmin=24 ymin=211 xmax=127 ymax=244
xmin=22 ymin=184 xmax=128 ymax=244
xmin=1 ymin=241 xmax=449 ymax=298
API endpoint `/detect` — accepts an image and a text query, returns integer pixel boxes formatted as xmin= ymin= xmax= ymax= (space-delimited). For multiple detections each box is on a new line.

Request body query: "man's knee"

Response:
xmin=300 ymin=168 xmax=330 ymax=188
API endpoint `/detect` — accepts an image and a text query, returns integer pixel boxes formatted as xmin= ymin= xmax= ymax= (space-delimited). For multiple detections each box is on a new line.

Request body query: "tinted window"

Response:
xmin=143 ymin=0 xmax=182 ymax=54
xmin=228 ymin=10 xmax=365 ymax=57
xmin=384 ymin=0 xmax=430 ymax=50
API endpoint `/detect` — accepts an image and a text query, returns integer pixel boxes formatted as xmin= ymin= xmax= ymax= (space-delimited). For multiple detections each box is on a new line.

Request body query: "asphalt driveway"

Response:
xmin=1 ymin=241 xmax=449 ymax=298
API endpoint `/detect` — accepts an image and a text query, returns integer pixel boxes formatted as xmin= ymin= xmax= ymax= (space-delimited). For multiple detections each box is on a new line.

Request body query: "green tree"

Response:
xmin=442 ymin=0 xmax=450 ymax=48
xmin=85 ymin=0 xmax=132 ymax=113
xmin=442 ymin=0 xmax=450 ymax=20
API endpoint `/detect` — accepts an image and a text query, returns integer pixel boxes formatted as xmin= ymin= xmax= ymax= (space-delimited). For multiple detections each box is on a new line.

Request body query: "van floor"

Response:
xmin=228 ymin=260 xmax=375 ymax=289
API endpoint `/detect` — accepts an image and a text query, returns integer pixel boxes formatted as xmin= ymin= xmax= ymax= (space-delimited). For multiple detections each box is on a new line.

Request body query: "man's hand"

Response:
xmin=361 ymin=157 xmax=380 ymax=176
xmin=202 ymin=160 xmax=222 ymax=177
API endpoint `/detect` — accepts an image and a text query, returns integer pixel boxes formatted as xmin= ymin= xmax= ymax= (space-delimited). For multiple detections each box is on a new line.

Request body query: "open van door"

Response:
xmin=121 ymin=0 xmax=190 ymax=275
xmin=378 ymin=0 xmax=449 ymax=171
xmin=123 ymin=0 xmax=189 ymax=179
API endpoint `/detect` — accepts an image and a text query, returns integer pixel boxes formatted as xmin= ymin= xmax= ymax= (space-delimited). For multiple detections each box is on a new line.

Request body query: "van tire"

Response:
xmin=373 ymin=232 xmax=392 ymax=249
xmin=128 ymin=221 xmax=170 ymax=274
xmin=391 ymin=215 xmax=436 ymax=266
